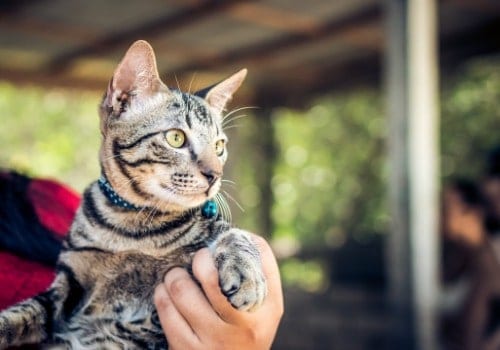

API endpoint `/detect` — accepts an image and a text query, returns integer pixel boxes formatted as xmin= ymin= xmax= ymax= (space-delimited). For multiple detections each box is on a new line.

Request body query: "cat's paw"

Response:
xmin=213 ymin=231 xmax=267 ymax=312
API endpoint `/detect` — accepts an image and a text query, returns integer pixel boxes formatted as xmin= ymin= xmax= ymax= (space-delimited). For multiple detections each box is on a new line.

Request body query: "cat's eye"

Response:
xmin=165 ymin=129 xmax=186 ymax=148
xmin=215 ymin=139 xmax=225 ymax=156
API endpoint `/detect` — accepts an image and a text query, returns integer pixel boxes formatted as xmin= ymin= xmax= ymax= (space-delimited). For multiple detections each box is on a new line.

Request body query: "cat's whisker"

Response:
xmin=133 ymin=196 xmax=152 ymax=224
xmin=223 ymin=196 xmax=233 ymax=223
xmin=144 ymin=198 xmax=162 ymax=229
xmin=222 ymin=114 xmax=248 ymax=128
xmin=221 ymin=179 xmax=236 ymax=184
xmin=215 ymin=193 xmax=232 ymax=223
xmin=102 ymin=154 xmax=124 ymax=162
xmin=223 ymin=106 xmax=259 ymax=121
xmin=223 ymin=124 xmax=244 ymax=131
xmin=223 ymin=112 xmax=249 ymax=123
xmin=108 ymin=177 xmax=152 ymax=224
xmin=221 ymin=181 xmax=237 ymax=190
xmin=222 ymin=190 xmax=244 ymax=212
xmin=114 ymin=177 xmax=139 ymax=194
xmin=188 ymin=72 xmax=197 ymax=94
xmin=174 ymin=74 xmax=181 ymax=91
xmin=223 ymin=198 xmax=232 ymax=223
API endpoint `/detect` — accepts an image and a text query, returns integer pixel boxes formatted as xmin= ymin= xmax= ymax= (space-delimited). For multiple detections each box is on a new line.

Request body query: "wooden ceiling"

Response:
xmin=1 ymin=0 xmax=499 ymax=107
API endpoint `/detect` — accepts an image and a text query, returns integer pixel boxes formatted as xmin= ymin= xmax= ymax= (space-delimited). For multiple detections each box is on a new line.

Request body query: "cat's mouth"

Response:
xmin=158 ymin=181 xmax=219 ymax=207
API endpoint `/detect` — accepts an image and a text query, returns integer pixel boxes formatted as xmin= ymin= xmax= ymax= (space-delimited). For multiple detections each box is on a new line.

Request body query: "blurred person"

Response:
xmin=441 ymin=178 xmax=500 ymax=350
xmin=483 ymin=146 xmax=500 ymax=235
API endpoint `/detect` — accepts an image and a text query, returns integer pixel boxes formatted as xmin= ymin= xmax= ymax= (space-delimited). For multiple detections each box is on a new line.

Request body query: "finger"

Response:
xmin=250 ymin=235 xmax=284 ymax=317
xmin=153 ymin=283 xmax=198 ymax=349
xmin=163 ymin=268 xmax=222 ymax=334
xmin=193 ymin=237 xmax=284 ymax=324
xmin=192 ymin=248 xmax=246 ymax=325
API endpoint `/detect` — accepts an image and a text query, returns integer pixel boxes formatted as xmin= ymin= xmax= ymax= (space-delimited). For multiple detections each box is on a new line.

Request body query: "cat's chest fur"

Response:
xmin=48 ymin=183 xmax=223 ymax=348
xmin=53 ymin=250 xmax=182 ymax=349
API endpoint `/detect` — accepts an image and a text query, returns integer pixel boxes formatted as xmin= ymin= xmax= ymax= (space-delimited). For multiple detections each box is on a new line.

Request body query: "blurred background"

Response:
xmin=1 ymin=0 xmax=500 ymax=349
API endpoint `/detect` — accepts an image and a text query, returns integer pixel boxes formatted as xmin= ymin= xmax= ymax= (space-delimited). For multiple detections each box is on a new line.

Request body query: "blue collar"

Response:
xmin=98 ymin=175 xmax=141 ymax=210
xmin=97 ymin=175 xmax=218 ymax=218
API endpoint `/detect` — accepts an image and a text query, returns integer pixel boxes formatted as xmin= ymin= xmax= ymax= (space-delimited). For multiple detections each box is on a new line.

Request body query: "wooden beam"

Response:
xmin=249 ymin=49 xmax=380 ymax=109
xmin=162 ymin=5 xmax=381 ymax=76
xmin=232 ymin=20 xmax=383 ymax=74
xmin=447 ymin=0 xmax=500 ymax=13
xmin=0 ymin=0 xmax=40 ymax=17
xmin=0 ymin=68 xmax=105 ymax=91
xmin=262 ymin=21 xmax=382 ymax=71
xmin=46 ymin=0 xmax=249 ymax=73
xmin=440 ymin=17 xmax=500 ymax=69
xmin=224 ymin=2 xmax=319 ymax=34
xmin=0 ymin=16 xmax=99 ymax=43
xmin=0 ymin=68 xmax=256 ymax=110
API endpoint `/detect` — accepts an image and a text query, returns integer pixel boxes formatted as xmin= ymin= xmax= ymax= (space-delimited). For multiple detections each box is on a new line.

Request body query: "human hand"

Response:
xmin=154 ymin=235 xmax=284 ymax=350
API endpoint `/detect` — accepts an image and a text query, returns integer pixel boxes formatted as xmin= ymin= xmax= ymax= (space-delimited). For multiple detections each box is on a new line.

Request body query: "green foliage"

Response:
xmin=0 ymin=82 xmax=101 ymax=191
xmin=223 ymin=115 xmax=265 ymax=234
xmin=280 ymin=258 xmax=327 ymax=293
xmin=441 ymin=59 xmax=500 ymax=178
xmin=272 ymin=92 xmax=387 ymax=250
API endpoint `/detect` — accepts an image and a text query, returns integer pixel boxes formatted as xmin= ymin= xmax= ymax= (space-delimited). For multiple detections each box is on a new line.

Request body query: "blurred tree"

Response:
xmin=0 ymin=82 xmax=100 ymax=191
xmin=271 ymin=91 xmax=387 ymax=250
xmin=441 ymin=59 xmax=500 ymax=179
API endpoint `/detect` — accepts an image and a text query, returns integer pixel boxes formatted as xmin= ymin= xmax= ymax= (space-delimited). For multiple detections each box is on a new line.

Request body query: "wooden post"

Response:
xmin=386 ymin=0 xmax=440 ymax=349
xmin=253 ymin=107 xmax=276 ymax=239
xmin=385 ymin=0 xmax=413 ymax=347
xmin=408 ymin=1 xmax=440 ymax=349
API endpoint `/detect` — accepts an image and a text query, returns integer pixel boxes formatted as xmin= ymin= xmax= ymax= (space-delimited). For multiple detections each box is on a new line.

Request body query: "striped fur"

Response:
xmin=0 ymin=40 xmax=266 ymax=349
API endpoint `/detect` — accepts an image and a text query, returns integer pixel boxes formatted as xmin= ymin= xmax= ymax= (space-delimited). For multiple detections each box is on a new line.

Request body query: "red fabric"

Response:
xmin=0 ymin=177 xmax=80 ymax=310
xmin=28 ymin=179 xmax=80 ymax=238
xmin=0 ymin=253 xmax=56 ymax=310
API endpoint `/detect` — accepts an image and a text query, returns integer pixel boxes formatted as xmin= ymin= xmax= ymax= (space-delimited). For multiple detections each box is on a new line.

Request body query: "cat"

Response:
xmin=0 ymin=40 xmax=266 ymax=349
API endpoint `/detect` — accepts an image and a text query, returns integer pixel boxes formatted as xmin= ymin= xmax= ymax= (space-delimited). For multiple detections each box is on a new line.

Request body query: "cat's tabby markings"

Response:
xmin=0 ymin=40 xmax=266 ymax=349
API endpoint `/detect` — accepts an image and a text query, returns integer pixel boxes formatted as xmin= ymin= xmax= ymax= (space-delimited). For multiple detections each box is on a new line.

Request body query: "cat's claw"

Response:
xmin=213 ymin=230 xmax=267 ymax=312
xmin=219 ymin=260 xmax=267 ymax=311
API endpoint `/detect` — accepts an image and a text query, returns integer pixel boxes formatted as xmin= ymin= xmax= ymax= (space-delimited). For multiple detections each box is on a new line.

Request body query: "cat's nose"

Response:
xmin=201 ymin=170 xmax=218 ymax=186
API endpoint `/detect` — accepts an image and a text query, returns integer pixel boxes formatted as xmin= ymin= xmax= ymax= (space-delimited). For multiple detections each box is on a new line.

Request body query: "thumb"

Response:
xmin=192 ymin=248 xmax=246 ymax=325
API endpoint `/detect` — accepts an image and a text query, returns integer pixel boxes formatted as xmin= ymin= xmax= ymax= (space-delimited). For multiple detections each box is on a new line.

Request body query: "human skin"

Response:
xmin=154 ymin=235 xmax=284 ymax=350
xmin=443 ymin=187 xmax=485 ymax=247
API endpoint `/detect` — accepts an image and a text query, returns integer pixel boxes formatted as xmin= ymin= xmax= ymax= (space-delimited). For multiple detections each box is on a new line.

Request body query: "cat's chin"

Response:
xmin=156 ymin=193 xmax=213 ymax=213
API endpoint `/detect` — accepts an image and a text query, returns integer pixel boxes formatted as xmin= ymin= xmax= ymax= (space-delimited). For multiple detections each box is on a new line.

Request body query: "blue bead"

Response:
xmin=202 ymin=200 xmax=217 ymax=218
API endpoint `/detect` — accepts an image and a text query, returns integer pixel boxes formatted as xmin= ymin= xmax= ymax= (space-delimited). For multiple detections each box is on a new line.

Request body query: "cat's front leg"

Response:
xmin=0 ymin=269 xmax=71 ymax=349
xmin=211 ymin=229 xmax=267 ymax=311
xmin=0 ymin=290 xmax=54 ymax=349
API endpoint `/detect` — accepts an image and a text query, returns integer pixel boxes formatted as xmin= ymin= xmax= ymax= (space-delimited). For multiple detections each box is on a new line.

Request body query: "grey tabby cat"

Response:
xmin=0 ymin=40 xmax=266 ymax=349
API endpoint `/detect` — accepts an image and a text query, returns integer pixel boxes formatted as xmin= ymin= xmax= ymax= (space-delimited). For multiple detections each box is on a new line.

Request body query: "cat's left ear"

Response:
xmin=196 ymin=69 xmax=247 ymax=115
xmin=102 ymin=40 xmax=168 ymax=118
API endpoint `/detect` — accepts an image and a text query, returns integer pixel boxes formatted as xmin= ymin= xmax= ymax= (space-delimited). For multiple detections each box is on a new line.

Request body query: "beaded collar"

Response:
xmin=97 ymin=175 xmax=218 ymax=218
xmin=98 ymin=175 xmax=141 ymax=210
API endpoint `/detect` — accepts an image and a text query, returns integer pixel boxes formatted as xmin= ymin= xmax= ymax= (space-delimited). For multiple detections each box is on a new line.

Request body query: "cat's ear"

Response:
xmin=102 ymin=40 xmax=168 ymax=117
xmin=198 ymin=69 xmax=247 ymax=115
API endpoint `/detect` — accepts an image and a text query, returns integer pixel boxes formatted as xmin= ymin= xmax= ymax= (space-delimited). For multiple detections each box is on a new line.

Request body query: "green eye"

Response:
xmin=215 ymin=139 xmax=225 ymax=156
xmin=165 ymin=129 xmax=186 ymax=148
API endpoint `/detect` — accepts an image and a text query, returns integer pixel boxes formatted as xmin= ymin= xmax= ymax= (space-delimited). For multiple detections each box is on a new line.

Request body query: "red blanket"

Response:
xmin=0 ymin=176 xmax=80 ymax=310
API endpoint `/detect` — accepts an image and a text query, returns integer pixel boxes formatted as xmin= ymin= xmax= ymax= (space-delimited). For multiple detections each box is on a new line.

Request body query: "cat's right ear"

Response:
xmin=101 ymin=40 xmax=168 ymax=118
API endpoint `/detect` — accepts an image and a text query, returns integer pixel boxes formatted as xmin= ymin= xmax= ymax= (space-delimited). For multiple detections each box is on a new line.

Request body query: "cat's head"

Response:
xmin=98 ymin=40 xmax=246 ymax=213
